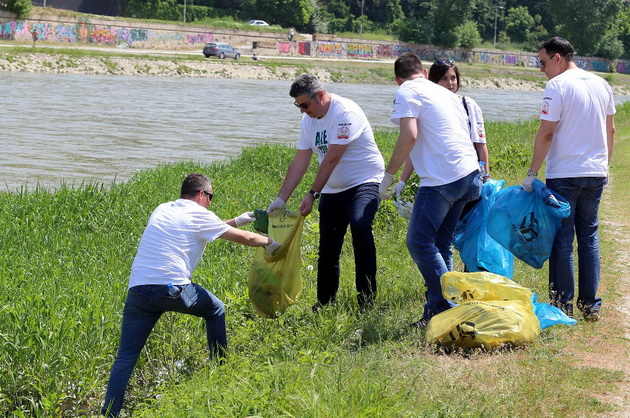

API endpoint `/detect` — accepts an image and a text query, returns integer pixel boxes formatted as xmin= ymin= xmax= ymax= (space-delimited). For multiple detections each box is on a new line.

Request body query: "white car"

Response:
xmin=248 ymin=20 xmax=269 ymax=26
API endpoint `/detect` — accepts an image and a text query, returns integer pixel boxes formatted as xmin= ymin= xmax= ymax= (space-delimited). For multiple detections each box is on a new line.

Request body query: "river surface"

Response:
xmin=1 ymin=72 xmax=627 ymax=191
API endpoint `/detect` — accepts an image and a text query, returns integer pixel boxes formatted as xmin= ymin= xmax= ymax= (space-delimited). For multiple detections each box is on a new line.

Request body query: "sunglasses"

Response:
xmin=201 ymin=190 xmax=213 ymax=201
xmin=538 ymin=53 xmax=557 ymax=69
xmin=294 ymin=93 xmax=317 ymax=110
xmin=434 ymin=59 xmax=454 ymax=67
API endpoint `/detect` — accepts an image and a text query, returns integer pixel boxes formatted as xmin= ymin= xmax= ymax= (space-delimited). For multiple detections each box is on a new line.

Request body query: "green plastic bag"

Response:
xmin=248 ymin=209 xmax=305 ymax=318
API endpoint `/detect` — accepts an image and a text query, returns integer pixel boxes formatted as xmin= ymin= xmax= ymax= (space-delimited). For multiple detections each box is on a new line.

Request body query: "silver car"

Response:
xmin=202 ymin=42 xmax=241 ymax=59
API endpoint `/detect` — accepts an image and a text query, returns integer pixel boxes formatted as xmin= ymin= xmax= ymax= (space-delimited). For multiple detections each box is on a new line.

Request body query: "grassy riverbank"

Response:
xmin=1 ymin=104 xmax=628 ymax=416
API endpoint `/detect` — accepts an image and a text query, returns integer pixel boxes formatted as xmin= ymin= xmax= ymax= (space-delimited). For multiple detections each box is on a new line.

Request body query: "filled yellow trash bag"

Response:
xmin=441 ymin=271 xmax=534 ymax=307
xmin=248 ymin=209 xmax=305 ymax=318
xmin=426 ymin=300 xmax=541 ymax=349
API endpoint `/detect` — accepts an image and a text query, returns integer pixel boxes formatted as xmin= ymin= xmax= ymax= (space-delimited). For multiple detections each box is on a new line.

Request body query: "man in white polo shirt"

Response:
xmin=379 ymin=53 xmax=482 ymax=327
xmin=102 ymin=173 xmax=279 ymax=417
xmin=522 ymin=37 xmax=616 ymax=321
xmin=267 ymin=74 xmax=384 ymax=312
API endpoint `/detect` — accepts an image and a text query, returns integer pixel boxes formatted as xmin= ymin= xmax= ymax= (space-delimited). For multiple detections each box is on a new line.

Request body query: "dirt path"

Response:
xmin=565 ymin=138 xmax=630 ymax=414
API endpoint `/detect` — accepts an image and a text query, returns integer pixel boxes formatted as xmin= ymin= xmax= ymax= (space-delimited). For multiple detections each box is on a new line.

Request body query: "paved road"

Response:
xmin=0 ymin=42 xmax=396 ymax=64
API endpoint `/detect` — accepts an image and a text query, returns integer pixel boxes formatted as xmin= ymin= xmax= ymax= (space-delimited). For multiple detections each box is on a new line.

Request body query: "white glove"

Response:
xmin=390 ymin=180 xmax=406 ymax=198
xmin=522 ymin=170 xmax=537 ymax=193
xmin=234 ymin=211 xmax=255 ymax=227
xmin=379 ymin=172 xmax=395 ymax=200
xmin=266 ymin=197 xmax=286 ymax=213
xmin=264 ymin=239 xmax=281 ymax=255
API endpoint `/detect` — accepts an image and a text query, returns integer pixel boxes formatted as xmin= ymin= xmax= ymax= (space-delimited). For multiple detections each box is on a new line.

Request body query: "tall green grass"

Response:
xmin=1 ymin=104 xmax=628 ymax=416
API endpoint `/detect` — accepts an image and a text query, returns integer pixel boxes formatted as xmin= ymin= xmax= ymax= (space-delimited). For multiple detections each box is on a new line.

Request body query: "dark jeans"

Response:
xmin=101 ymin=283 xmax=226 ymax=417
xmin=316 ymin=182 xmax=380 ymax=307
xmin=406 ymin=170 xmax=482 ymax=321
xmin=546 ymin=177 xmax=605 ymax=312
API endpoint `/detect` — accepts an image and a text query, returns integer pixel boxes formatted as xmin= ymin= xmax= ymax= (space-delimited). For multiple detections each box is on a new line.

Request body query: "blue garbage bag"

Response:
xmin=487 ymin=180 xmax=570 ymax=269
xmin=531 ymin=294 xmax=577 ymax=329
xmin=454 ymin=179 xmax=515 ymax=278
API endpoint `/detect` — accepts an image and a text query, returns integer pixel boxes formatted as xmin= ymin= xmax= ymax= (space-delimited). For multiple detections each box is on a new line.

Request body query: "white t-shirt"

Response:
xmin=462 ymin=96 xmax=487 ymax=144
xmin=391 ymin=78 xmax=479 ymax=186
xmin=540 ymin=68 xmax=615 ymax=178
xmin=297 ymin=93 xmax=385 ymax=193
xmin=128 ymin=199 xmax=230 ymax=288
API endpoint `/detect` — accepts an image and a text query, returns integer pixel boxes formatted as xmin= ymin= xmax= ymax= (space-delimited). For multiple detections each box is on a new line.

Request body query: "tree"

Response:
xmin=548 ymin=0 xmax=623 ymax=56
xmin=5 ymin=0 xmax=32 ymax=19
xmin=456 ymin=20 xmax=482 ymax=48
xmin=505 ymin=6 xmax=534 ymax=43
xmin=431 ymin=0 xmax=476 ymax=47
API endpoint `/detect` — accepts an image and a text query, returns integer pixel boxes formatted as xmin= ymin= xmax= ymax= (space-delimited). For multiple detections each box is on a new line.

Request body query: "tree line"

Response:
xmin=3 ymin=0 xmax=629 ymax=60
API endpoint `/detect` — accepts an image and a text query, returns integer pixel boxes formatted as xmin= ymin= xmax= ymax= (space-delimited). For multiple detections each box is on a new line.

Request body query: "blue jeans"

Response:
xmin=101 ymin=283 xmax=226 ymax=417
xmin=407 ymin=170 xmax=482 ymax=321
xmin=546 ymin=177 xmax=605 ymax=312
xmin=317 ymin=182 xmax=381 ymax=307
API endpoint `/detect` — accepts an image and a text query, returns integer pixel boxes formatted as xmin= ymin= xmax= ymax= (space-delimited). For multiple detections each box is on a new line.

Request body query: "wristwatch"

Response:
xmin=309 ymin=189 xmax=321 ymax=199
xmin=527 ymin=169 xmax=538 ymax=176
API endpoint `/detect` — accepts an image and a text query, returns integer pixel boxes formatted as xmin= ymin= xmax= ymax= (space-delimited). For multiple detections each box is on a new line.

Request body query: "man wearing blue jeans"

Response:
xmin=522 ymin=37 xmax=615 ymax=321
xmin=267 ymin=74 xmax=384 ymax=311
xmin=102 ymin=173 xmax=280 ymax=417
xmin=379 ymin=53 xmax=481 ymax=326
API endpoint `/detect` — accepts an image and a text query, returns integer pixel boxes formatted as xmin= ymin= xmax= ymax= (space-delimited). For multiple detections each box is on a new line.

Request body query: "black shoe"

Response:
xmin=410 ymin=318 xmax=429 ymax=329
xmin=312 ymin=302 xmax=326 ymax=313
xmin=577 ymin=302 xmax=601 ymax=322
xmin=551 ymin=301 xmax=574 ymax=318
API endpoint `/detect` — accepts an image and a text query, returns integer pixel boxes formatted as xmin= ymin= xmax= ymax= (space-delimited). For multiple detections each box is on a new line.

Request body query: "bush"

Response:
xmin=5 ymin=0 xmax=32 ymax=19
xmin=456 ymin=21 xmax=482 ymax=49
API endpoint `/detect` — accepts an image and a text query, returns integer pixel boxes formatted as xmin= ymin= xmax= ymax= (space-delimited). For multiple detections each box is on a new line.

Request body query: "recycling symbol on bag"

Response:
xmin=518 ymin=211 xmax=538 ymax=242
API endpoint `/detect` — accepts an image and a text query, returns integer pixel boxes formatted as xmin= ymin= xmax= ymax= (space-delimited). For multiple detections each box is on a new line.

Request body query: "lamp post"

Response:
xmin=493 ymin=5 xmax=504 ymax=48
xmin=358 ymin=0 xmax=364 ymax=38
xmin=183 ymin=0 xmax=187 ymax=23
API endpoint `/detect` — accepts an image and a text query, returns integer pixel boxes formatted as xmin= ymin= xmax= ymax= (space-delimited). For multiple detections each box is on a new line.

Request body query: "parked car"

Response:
xmin=248 ymin=20 xmax=269 ymax=26
xmin=202 ymin=42 xmax=241 ymax=59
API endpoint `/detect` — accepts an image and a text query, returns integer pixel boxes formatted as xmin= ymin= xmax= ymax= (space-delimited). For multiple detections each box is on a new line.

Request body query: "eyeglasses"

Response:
xmin=201 ymin=190 xmax=213 ymax=201
xmin=434 ymin=59 xmax=454 ymax=67
xmin=539 ymin=53 xmax=557 ymax=69
xmin=294 ymin=93 xmax=317 ymax=110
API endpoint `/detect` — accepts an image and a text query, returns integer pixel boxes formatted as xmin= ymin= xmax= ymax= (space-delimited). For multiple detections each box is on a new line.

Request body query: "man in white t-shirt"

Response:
xmin=522 ymin=37 xmax=616 ymax=322
xmin=379 ymin=53 xmax=482 ymax=327
xmin=102 ymin=173 xmax=280 ymax=417
xmin=267 ymin=74 xmax=384 ymax=312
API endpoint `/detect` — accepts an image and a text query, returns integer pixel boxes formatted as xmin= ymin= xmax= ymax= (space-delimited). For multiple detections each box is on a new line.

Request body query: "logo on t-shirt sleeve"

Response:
xmin=337 ymin=125 xmax=350 ymax=140
xmin=541 ymin=100 xmax=550 ymax=115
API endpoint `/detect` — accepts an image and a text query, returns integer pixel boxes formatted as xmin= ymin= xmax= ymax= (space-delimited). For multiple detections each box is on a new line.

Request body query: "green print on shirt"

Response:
xmin=315 ymin=130 xmax=328 ymax=154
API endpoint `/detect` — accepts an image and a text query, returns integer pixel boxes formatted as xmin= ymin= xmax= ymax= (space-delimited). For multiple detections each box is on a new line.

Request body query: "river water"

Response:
xmin=1 ymin=72 xmax=626 ymax=191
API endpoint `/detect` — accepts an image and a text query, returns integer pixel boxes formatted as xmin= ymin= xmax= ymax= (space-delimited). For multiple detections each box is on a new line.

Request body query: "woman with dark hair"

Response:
xmin=390 ymin=59 xmax=491 ymax=197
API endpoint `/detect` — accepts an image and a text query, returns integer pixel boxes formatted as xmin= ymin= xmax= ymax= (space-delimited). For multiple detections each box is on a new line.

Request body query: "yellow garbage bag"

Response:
xmin=426 ymin=300 xmax=541 ymax=349
xmin=441 ymin=271 xmax=534 ymax=307
xmin=248 ymin=209 xmax=305 ymax=318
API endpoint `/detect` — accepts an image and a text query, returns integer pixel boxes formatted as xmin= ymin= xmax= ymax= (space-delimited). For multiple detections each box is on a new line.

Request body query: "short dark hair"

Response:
xmin=394 ymin=53 xmax=424 ymax=80
xmin=540 ymin=37 xmax=574 ymax=62
xmin=289 ymin=74 xmax=325 ymax=98
xmin=180 ymin=173 xmax=211 ymax=198
xmin=428 ymin=60 xmax=461 ymax=92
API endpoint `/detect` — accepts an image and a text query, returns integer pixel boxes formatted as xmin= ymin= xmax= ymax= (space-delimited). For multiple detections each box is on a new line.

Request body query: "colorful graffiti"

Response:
xmin=298 ymin=42 xmax=310 ymax=56
xmin=2 ymin=16 xmax=629 ymax=72
xmin=278 ymin=41 xmax=291 ymax=54
xmin=346 ymin=43 xmax=374 ymax=58
xmin=316 ymin=41 xmax=344 ymax=58
xmin=0 ymin=18 xmax=212 ymax=48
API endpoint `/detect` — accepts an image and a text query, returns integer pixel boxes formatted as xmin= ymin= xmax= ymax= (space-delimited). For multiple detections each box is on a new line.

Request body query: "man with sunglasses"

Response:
xmin=379 ymin=53 xmax=482 ymax=327
xmin=267 ymin=74 xmax=384 ymax=312
xmin=102 ymin=173 xmax=280 ymax=417
xmin=522 ymin=37 xmax=616 ymax=322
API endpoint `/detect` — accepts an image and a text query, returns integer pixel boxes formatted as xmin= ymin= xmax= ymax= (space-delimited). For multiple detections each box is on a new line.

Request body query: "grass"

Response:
xmin=1 ymin=104 xmax=628 ymax=416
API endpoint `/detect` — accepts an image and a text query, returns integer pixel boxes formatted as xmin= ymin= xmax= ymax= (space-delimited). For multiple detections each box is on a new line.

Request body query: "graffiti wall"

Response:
xmin=0 ymin=17 xmax=213 ymax=48
xmin=1 ymin=13 xmax=628 ymax=73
